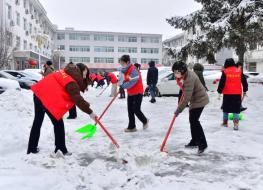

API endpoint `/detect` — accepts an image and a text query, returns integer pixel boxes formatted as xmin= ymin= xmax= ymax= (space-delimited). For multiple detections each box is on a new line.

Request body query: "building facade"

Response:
xmin=1 ymin=0 xmax=56 ymax=70
xmin=55 ymin=28 xmax=162 ymax=70
xmin=163 ymin=32 xmax=235 ymax=67
xmin=245 ymin=45 xmax=263 ymax=73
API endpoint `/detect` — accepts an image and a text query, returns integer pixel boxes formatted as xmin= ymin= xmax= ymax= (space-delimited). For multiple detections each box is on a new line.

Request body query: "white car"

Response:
xmin=248 ymin=73 xmax=263 ymax=84
xmin=204 ymin=71 xmax=222 ymax=92
xmin=0 ymin=77 xmax=21 ymax=94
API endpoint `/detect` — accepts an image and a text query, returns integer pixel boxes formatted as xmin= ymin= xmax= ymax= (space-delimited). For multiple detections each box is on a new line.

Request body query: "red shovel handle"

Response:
xmin=160 ymin=114 xmax=176 ymax=152
xmin=96 ymin=118 xmax=120 ymax=148
xmin=96 ymin=92 xmax=120 ymax=123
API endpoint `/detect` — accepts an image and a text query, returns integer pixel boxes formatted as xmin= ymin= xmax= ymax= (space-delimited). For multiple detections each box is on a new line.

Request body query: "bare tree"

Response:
xmin=0 ymin=24 xmax=13 ymax=70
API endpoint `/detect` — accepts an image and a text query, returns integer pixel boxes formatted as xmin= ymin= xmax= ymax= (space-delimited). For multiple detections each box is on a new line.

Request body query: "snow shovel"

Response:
xmin=96 ymin=85 xmax=109 ymax=97
xmin=160 ymin=92 xmax=185 ymax=152
xmin=76 ymin=92 xmax=120 ymax=138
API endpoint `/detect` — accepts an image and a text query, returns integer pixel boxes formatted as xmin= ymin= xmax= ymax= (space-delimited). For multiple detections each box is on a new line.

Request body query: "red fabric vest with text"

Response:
xmin=31 ymin=69 xmax=77 ymax=120
xmin=108 ymin=72 xmax=118 ymax=84
xmin=222 ymin=66 xmax=242 ymax=95
xmin=124 ymin=64 xmax=144 ymax=95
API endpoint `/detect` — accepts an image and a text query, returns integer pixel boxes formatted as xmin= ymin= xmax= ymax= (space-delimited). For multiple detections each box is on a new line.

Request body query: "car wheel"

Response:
xmin=144 ymin=87 xmax=150 ymax=97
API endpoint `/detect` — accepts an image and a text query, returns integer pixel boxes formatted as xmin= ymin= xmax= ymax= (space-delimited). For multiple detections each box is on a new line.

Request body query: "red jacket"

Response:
xmin=31 ymin=70 xmax=77 ymax=120
xmin=124 ymin=64 xmax=144 ymax=95
xmin=222 ymin=67 xmax=242 ymax=95
xmin=108 ymin=72 xmax=118 ymax=84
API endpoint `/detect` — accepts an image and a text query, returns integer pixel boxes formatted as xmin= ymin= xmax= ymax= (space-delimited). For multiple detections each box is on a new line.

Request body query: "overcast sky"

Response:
xmin=40 ymin=0 xmax=201 ymax=40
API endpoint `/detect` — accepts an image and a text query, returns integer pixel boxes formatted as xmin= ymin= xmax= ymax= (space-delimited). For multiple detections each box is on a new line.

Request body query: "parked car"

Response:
xmin=2 ymin=70 xmax=39 ymax=82
xmin=23 ymin=69 xmax=43 ymax=81
xmin=0 ymin=71 xmax=36 ymax=89
xmin=247 ymin=73 xmax=263 ymax=84
xmin=0 ymin=77 xmax=21 ymax=94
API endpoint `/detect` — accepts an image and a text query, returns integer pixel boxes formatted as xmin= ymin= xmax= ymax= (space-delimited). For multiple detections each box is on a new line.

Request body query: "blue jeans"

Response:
xmin=223 ymin=112 xmax=238 ymax=121
xmin=149 ymin=84 xmax=156 ymax=99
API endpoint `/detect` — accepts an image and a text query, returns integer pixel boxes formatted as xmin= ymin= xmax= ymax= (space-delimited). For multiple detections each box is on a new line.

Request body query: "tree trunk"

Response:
xmin=238 ymin=51 xmax=245 ymax=70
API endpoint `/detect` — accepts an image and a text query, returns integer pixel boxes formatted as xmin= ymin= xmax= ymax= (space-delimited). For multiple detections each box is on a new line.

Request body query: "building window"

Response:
xmin=141 ymin=58 xmax=159 ymax=64
xmin=69 ymin=57 xmax=90 ymax=63
xmin=94 ymin=46 xmax=114 ymax=52
xmin=131 ymin=58 xmax=137 ymax=63
xmin=29 ymin=43 xmax=32 ymax=50
xmin=57 ymin=45 xmax=65 ymax=50
xmin=57 ymin=33 xmax=65 ymax=40
xmin=69 ymin=46 xmax=90 ymax=52
xmin=6 ymin=4 xmax=12 ymax=20
xmin=34 ymin=27 xmax=37 ymax=34
xmin=141 ymin=36 xmax=160 ymax=43
xmin=23 ymin=18 xmax=27 ymax=30
xmin=23 ymin=0 xmax=27 ymax=8
xmin=94 ymin=57 xmax=114 ymax=63
xmin=141 ymin=48 xmax=159 ymax=54
xmin=69 ymin=33 xmax=90 ymax=40
xmin=23 ymin=40 xmax=27 ymax=50
xmin=29 ymin=23 xmax=32 ymax=34
xmin=16 ymin=12 xmax=20 ymax=26
xmin=16 ymin=36 xmax=21 ymax=49
xmin=6 ymin=32 xmax=13 ymax=46
xmin=94 ymin=34 xmax=114 ymax=42
xmin=118 ymin=36 xmax=137 ymax=42
xmin=118 ymin=47 xmax=137 ymax=53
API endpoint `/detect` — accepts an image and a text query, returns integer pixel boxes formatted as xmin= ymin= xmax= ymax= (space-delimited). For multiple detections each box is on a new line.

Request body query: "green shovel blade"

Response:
xmin=76 ymin=124 xmax=97 ymax=139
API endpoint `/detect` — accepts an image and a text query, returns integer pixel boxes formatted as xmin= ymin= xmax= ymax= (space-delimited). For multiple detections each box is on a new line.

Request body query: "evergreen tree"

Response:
xmin=167 ymin=0 xmax=263 ymax=65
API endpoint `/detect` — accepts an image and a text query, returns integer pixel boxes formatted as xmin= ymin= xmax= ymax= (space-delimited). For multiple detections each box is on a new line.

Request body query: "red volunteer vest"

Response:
xmin=222 ymin=66 xmax=242 ymax=95
xmin=90 ymin=73 xmax=96 ymax=81
xmin=31 ymin=69 xmax=77 ymax=120
xmin=124 ymin=64 xmax=144 ymax=95
xmin=108 ymin=72 xmax=118 ymax=84
xmin=96 ymin=74 xmax=104 ymax=81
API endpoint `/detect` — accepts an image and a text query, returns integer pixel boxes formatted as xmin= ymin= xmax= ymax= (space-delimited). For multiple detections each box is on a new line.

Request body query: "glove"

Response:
xmin=89 ymin=112 xmax=98 ymax=121
xmin=174 ymin=111 xmax=180 ymax=117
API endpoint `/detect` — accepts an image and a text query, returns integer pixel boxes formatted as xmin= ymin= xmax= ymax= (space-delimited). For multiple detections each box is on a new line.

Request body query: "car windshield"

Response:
xmin=5 ymin=71 xmax=26 ymax=78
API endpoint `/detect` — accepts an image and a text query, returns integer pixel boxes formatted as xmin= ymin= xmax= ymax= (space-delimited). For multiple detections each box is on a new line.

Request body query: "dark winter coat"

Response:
xmin=147 ymin=62 xmax=158 ymax=85
xmin=42 ymin=65 xmax=55 ymax=77
xmin=193 ymin=63 xmax=208 ymax=91
xmin=217 ymin=59 xmax=248 ymax=113
xmin=64 ymin=64 xmax=93 ymax=114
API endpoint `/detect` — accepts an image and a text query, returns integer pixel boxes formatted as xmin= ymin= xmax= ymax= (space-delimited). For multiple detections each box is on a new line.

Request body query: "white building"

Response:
xmin=163 ymin=32 xmax=235 ymax=67
xmin=55 ymin=28 xmax=163 ymax=70
xmin=0 ymin=0 xmax=56 ymax=70
xmin=245 ymin=46 xmax=263 ymax=73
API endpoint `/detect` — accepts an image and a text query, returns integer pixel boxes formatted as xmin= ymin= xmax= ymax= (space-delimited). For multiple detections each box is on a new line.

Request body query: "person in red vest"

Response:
xmin=90 ymin=73 xmax=97 ymax=87
xmin=27 ymin=63 xmax=97 ymax=155
xmin=96 ymin=73 xmax=105 ymax=88
xmin=119 ymin=55 xmax=149 ymax=132
xmin=104 ymin=71 xmax=118 ymax=97
xmin=217 ymin=58 xmax=248 ymax=130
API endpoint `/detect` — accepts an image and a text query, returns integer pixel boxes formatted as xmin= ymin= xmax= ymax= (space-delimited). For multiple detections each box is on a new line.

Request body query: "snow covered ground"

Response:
xmin=0 ymin=83 xmax=263 ymax=190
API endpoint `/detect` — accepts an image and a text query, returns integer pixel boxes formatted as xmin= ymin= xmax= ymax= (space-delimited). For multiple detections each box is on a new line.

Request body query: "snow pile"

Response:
xmin=0 ymin=84 xmax=263 ymax=189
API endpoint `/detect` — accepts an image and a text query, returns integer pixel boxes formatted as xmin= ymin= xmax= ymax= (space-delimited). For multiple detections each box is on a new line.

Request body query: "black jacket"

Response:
xmin=147 ymin=62 xmax=158 ymax=85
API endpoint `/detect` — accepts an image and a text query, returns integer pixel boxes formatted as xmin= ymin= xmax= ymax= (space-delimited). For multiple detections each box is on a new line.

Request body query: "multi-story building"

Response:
xmin=0 ymin=0 xmax=56 ymax=70
xmin=245 ymin=45 xmax=263 ymax=73
xmin=163 ymin=32 xmax=235 ymax=67
xmin=55 ymin=28 xmax=162 ymax=70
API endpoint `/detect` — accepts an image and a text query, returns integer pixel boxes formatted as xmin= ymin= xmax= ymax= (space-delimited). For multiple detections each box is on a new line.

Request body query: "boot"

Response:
xmin=143 ymin=119 xmax=149 ymax=130
xmin=221 ymin=119 xmax=228 ymax=127
xmin=233 ymin=119 xmax=239 ymax=131
xmin=124 ymin=128 xmax=137 ymax=133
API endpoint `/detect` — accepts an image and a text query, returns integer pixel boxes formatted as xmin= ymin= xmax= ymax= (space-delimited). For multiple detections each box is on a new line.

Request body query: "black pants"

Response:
xmin=189 ymin=107 xmax=207 ymax=149
xmin=127 ymin=94 xmax=147 ymax=129
xmin=119 ymin=87 xmax=125 ymax=98
xmin=68 ymin=105 xmax=77 ymax=118
xmin=27 ymin=95 xmax=67 ymax=154
xmin=96 ymin=80 xmax=105 ymax=88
